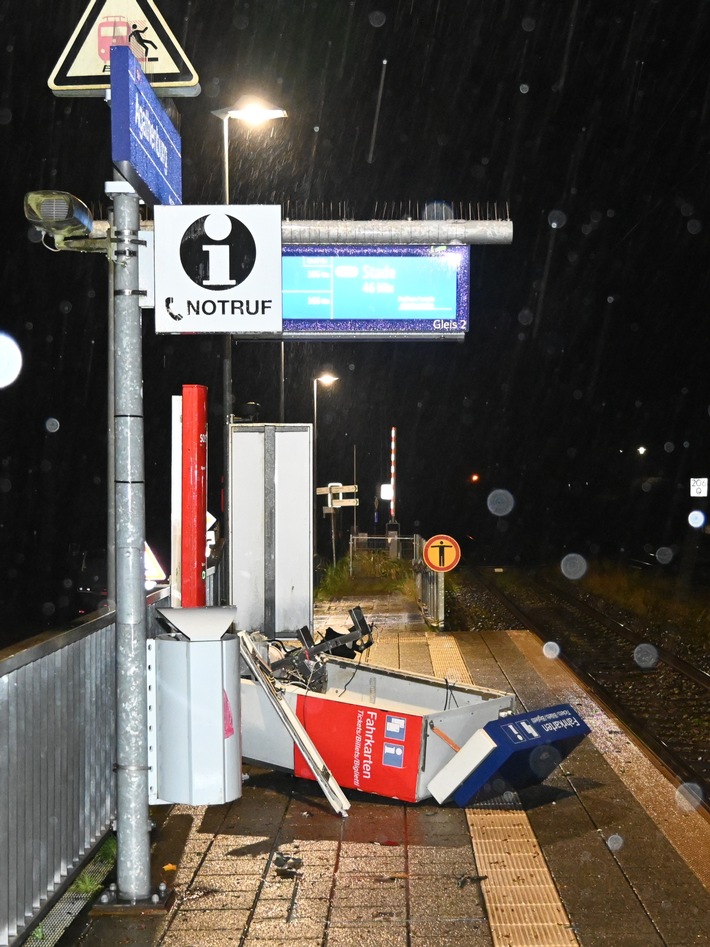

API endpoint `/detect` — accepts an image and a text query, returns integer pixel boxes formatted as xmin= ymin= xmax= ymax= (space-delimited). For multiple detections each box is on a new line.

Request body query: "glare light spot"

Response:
xmin=656 ymin=546 xmax=673 ymax=564
xmin=637 ymin=445 xmax=646 ymax=455
xmin=688 ymin=510 xmax=705 ymax=529
xmin=606 ymin=834 xmax=624 ymax=852
xmin=45 ymin=418 xmax=60 ymax=433
xmin=423 ymin=201 xmax=454 ymax=220
xmin=487 ymin=488 xmax=515 ymax=517
xmin=676 ymin=782 xmax=704 ymax=812
xmin=548 ymin=209 xmax=567 ymax=229
xmin=543 ymin=641 xmax=561 ymax=659
xmin=0 ymin=333 xmax=23 ymax=387
xmin=633 ymin=643 xmax=659 ymax=669
xmin=560 ymin=553 xmax=587 ymax=580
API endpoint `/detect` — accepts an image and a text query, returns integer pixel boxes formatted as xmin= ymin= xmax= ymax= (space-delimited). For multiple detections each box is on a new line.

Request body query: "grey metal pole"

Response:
xmin=107 ymin=207 xmax=116 ymax=609
xmin=110 ymin=181 xmax=151 ymax=901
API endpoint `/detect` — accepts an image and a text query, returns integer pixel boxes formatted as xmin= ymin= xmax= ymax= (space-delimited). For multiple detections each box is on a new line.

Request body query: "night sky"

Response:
xmin=3 ymin=0 xmax=710 ymax=635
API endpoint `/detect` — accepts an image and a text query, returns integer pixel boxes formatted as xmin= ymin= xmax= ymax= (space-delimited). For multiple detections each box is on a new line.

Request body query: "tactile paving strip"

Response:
xmin=326 ymin=610 xmax=579 ymax=945
xmin=427 ymin=633 xmax=579 ymax=947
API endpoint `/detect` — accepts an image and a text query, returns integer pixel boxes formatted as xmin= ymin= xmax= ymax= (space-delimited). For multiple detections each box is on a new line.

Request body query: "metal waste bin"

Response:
xmin=147 ymin=606 xmax=241 ymax=805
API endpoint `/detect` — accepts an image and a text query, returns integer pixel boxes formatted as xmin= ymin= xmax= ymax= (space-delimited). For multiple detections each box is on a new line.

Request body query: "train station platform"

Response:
xmin=65 ymin=591 xmax=710 ymax=947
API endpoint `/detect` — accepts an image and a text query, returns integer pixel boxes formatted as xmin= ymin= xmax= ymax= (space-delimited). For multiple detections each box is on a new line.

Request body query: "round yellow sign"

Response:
xmin=423 ymin=534 xmax=461 ymax=573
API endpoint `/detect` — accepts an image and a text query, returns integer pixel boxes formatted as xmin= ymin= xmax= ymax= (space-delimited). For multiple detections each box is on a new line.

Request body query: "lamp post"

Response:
xmin=313 ymin=373 xmax=338 ymax=550
xmin=211 ymin=97 xmax=287 ymax=593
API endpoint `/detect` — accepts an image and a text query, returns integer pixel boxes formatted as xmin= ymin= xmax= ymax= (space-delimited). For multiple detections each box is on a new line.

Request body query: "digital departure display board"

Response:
xmin=281 ymin=245 xmax=469 ymax=339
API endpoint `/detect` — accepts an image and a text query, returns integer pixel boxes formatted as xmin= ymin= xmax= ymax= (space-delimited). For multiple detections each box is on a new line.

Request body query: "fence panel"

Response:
xmin=0 ymin=588 xmax=169 ymax=946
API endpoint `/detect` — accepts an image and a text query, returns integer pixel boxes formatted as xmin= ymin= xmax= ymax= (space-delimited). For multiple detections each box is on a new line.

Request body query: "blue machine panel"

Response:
xmin=452 ymin=703 xmax=590 ymax=806
xmin=282 ymin=245 xmax=469 ymax=339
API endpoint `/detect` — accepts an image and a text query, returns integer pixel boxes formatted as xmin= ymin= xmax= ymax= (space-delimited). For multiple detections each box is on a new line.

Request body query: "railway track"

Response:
xmin=457 ymin=566 xmax=710 ymax=815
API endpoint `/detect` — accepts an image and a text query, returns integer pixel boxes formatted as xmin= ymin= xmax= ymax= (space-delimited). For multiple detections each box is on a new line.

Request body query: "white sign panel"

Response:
xmin=690 ymin=477 xmax=708 ymax=497
xmin=154 ymin=205 xmax=283 ymax=334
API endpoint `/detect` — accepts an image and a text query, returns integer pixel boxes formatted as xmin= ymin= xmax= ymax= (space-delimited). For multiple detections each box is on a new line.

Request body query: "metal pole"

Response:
xmin=313 ymin=378 xmax=318 ymax=552
xmin=221 ymin=116 xmax=230 ymax=204
xmin=221 ymin=115 xmax=233 ymax=603
xmin=106 ymin=207 xmax=116 ymax=609
xmin=110 ymin=182 xmax=151 ymax=901
xmin=279 ymin=340 xmax=285 ymax=423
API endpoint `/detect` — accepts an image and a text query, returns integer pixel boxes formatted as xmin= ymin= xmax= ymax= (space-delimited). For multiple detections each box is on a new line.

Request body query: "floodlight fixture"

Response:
xmin=24 ymin=190 xmax=107 ymax=252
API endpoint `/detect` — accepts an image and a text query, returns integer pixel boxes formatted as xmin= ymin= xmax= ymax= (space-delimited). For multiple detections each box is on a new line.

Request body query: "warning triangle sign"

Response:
xmin=48 ymin=0 xmax=200 ymax=97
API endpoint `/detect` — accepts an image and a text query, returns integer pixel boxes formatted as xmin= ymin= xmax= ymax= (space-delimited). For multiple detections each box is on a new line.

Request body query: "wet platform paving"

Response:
xmin=66 ymin=592 xmax=710 ymax=947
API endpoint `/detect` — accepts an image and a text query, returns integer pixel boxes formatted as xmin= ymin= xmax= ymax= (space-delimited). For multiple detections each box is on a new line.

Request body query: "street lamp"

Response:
xmin=211 ymin=96 xmax=288 ymax=203
xmin=313 ymin=373 xmax=338 ymax=542
xmin=210 ymin=96 xmax=287 ymax=591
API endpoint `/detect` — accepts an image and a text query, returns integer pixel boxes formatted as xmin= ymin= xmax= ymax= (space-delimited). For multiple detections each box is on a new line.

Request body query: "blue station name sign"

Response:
xmin=110 ymin=45 xmax=182 ymax=206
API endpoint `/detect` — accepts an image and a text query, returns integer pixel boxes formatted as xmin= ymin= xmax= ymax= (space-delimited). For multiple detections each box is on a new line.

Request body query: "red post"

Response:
xmin=181 ymin=385 xmax=208 ymax=606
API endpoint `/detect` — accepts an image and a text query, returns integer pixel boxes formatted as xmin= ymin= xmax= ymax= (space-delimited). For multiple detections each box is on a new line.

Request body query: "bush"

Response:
xmin=316 ymin=552 xmax=417 ymax=599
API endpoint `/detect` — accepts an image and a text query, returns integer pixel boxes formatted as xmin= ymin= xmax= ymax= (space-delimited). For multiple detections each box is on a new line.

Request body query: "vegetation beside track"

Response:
xmin=315 ymin=552 xmax=419 ymax=600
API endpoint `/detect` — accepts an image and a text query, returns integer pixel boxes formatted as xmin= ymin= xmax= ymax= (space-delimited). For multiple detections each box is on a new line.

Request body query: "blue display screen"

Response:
xmin=281 ymin=245 xmax=469 ymax=338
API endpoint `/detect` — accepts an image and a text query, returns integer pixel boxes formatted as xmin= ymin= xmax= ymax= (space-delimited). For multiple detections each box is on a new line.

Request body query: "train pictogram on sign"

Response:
xmin=422 ymin=534 xmax=461 ymax=573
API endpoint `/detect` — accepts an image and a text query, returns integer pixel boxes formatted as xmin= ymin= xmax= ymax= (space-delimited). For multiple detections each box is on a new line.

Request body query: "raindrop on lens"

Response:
xmin=519 ymin=83 xmax=530 ymax=94
xmin=548 ymin=209 xmax=567 ymax=229
xmin=655 ymin=546 xmax=673 ymax=564
xmin=521 ymin=17 xmax=536 ymax=31
xmin=543 ymin=641 xmax=561 ymax=659
xmin=368 ymin=10 xmax=386 ymax=27
xmin=45 ymin=418 xmax=60 ymax=433
xmin=487 ymin=489 xmax=514 ymax=517
xmin=687 ymin=219 xmax=702 ymax=234
xmin=518 ymin=308 xmax=533 ymax=326
xmin=676 ymin=782 xmax=703 ymax=812
xmin=560 ymin=553 xmax=587 ymax=580
xmin=606 ymin=834 xmax=624 ymax=852
xmin=59 ymin=300 xmax=72 ymax=314
xmin=633 ymin=643 xmax=658 ymax=669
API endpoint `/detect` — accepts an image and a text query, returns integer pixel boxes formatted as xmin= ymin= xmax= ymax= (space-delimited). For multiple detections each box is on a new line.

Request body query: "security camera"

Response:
xmin=24 ymin=190 xmax=107 ymax=252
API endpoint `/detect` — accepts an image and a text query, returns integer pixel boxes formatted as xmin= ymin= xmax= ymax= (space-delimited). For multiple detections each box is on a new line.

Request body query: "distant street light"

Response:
xmin=313 ymin=373 xmax=338 ymax=549
xmin=210 ymin=96 xmax=288 ymax=582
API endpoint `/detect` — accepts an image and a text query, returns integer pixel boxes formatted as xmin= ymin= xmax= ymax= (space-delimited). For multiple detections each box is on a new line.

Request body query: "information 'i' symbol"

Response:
xmin=179 ymin=213 xmax=257 ymax=290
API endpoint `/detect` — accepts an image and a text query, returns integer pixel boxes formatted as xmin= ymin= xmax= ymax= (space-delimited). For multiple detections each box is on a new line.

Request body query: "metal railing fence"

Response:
xmin=0 ymin=587 xmax=170 ymax=947
xmin=349 ymin=534 xmax=445 ymax=629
